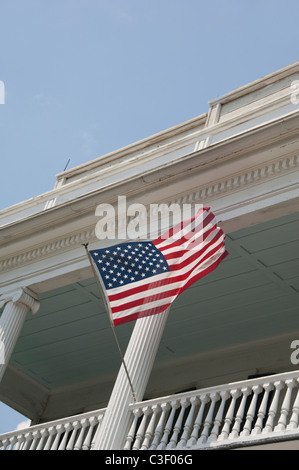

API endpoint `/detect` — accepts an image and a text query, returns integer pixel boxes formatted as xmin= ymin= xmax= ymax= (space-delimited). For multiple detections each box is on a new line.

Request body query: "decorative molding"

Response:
xmin=0 ymin=153 xmax=298 ymax=274
xmin=0 ymin=227 xmax=96 ymax=272
xmin=172 ymin=154 xmax=298 ymax=205
xmin=0 ymin=287 xmax=40 ymax=314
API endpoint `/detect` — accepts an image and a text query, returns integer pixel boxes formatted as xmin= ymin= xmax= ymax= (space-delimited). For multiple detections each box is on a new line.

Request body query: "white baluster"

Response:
xmin=240 ymin=385 xmax=262 ymax=436
xmin=74 ymin=419 xmax=89 ymax=450
xmin=36 ymin=428 xmax=49 ymax=450
xmin=58 ymin=422 xmax=72 ymax=450
xmin=275 ymin=379 xmax=296 ymax=431
xmin=150 ymin=402 xmax=170 ymax=450
xmin=8 ymin=435 xmax=18 ymax=450
xmin=1 ymin=438 xmax=9 ymax=450
xmin=167 ymin=398 xmax=189 ymax=449
xmin=3 ymin=438 xmax=11 ymax=450
xmin=21 ymin=431 xmax=33 ymax=450
xmin=28 ymin=430 xmax=41 ymax=450
xmin=187 ymin=394 xmax=209 ymax=446
xmin=219 ymin=388 xmax=241 ymax=441
xmin=141 ymin=405 xmax=160 ymax=450
xmin=262 ymin=381 xmax=284 ymax=434
xmin=14 ymin=434 xmax=26 ymax=450
xmin=90 ymin=415 xmax=104 ymax=450
xmin=229 ymin=386 xmax=251 ymax=439
xmin=50 ymin=424 xmax=65 ymax=450
xmin=82 ymin=416 xmax=99 ymax=450
xmin=208 ymin=390 xmax=230 ymax=443
xmin=44 ymin=426 xmax=56 ymax=450
xmin=66 ymin=421 xmax=81 ymax=450
xmin=252 ymin=382 xmax=274 ymax=435
xmin=157 ymin=400 xmax=179 ymax=450
xmin=287 ymin=379 xmax=299 ymax=430
xmin=124 ymin=408 xmax=142 ymax=450
xmin=198 ymin=392 xmax=219 ymax=444
xmin=177 ymin=396 xmax=199 ymax=448
xmin=132 ymin=406 xmax=151 ymax=450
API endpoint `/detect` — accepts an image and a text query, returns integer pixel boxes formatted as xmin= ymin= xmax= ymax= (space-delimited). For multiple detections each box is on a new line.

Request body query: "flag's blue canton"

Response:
xmin=90 ymin=241 xmax=170 ymax=290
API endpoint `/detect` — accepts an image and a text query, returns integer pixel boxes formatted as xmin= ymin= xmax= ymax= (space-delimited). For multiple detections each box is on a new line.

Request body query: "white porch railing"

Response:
xmin=1 ymin=371 xmax=299 ymax=450
xmin=124 ymin=370 xmax=299 ymax=450
xmin=0 ymin=407 xmax=105 ymax=450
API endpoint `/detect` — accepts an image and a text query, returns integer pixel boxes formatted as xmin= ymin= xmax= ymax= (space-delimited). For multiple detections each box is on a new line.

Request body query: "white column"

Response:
xmin=0 ymin=287 xmax=40 ymax=382
xmin=92 ymin=308 xmax=170 ymax=450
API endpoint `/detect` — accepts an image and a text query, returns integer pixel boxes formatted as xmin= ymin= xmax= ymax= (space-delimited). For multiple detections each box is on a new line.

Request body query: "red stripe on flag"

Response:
xmin=108 ymin=231 xmax=225 ymax=303
xmin=112 ymin=251 xmax=228 ymax=326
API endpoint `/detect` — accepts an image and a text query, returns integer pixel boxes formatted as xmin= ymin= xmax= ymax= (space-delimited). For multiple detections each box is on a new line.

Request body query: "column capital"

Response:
xmin=0 ymin=287 xmax=40 ymax=314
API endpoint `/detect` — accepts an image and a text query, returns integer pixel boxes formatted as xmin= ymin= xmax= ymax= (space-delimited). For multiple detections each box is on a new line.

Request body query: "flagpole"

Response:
xmin=82 ymin=243 xmax=137 ymax=404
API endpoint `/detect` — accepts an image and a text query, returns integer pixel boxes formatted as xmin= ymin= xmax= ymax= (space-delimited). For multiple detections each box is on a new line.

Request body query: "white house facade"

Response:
xmin=0 ymin=62 xmax=299 ymax=451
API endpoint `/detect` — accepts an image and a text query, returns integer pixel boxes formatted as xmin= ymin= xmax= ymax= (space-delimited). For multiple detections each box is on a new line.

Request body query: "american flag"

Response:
xmin=89 ymin=207 xmax=228 ymax=326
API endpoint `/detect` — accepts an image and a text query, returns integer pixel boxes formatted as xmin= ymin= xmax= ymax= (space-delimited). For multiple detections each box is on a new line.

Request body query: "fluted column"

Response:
xmin=0 ymin=287 xmax=40 ymax=382
xmin=92 ymin=307 xmax=170 ymax=450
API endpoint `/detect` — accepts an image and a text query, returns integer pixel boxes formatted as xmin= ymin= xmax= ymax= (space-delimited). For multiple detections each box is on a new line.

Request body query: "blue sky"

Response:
xmin=0 ymin=0 xmax=299 ymax=434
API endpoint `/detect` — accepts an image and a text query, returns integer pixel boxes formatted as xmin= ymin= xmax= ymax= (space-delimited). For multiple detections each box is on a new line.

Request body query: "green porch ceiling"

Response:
xmin=6 ymin=211 xmax=299 ymax=390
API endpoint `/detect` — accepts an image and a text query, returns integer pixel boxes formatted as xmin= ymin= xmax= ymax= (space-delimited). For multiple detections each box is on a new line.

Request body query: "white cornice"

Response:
xmin=0 ymin=151 xmax=298 ymax=274
xmin=1 ymin=111 xmax=299 ymax=242
xmin=55 ymin=113 xmax=208 ymax=182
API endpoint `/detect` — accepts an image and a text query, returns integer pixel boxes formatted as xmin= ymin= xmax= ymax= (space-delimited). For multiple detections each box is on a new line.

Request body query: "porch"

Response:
xmin=0 ymin=209 xmax=299 ymax=450
xmin=1 ymin=370 xmax=299 ymax=450
xmin=0 ymin=63 xmax=299 ymax=450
